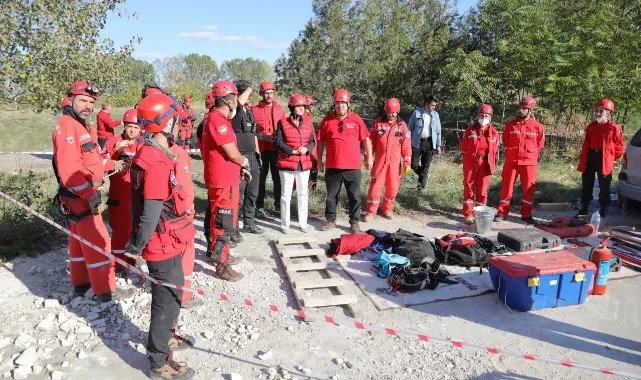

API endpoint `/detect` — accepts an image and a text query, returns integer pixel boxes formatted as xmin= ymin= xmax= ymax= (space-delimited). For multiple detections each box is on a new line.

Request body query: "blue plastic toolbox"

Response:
xmin=488 ymin=251 xmax=595 ymax=312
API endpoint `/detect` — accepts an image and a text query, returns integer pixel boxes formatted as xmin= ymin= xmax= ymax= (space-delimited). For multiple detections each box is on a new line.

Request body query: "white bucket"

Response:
xmin=473 ymin=205 xmax=496 ymax=234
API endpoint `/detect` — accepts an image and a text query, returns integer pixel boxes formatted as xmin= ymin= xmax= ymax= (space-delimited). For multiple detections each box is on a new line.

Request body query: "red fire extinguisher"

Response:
xmin=589 ymin=237 xmax=612 ymax=295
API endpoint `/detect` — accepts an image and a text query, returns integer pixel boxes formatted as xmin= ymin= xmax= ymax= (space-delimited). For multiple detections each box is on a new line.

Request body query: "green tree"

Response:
xmin=220 ymin=58 xmax=275 ymax=86
xmin=0 ymin=0 xmax=135 ymax=111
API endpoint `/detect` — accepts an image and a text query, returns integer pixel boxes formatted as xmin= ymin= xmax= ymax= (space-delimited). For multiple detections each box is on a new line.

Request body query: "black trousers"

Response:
xmin=325 ymin=168 xmax=362 ymax=224
xmin=581 ymin=149 xmax=612 ymax=213
xmin=98 ymin=138 xmax=109 ymax=150
xmin=204 ymin=196 xmax=211 ymax=247
xmin=239 ymin=152 xmax=260 ymax=225
xmin=411 ymin=137 xmax=435 ymax=188
xmin=147 ymin=255 xmax=184 ymax=369
xmin=257 ymin=150 xmax=281 ymax=210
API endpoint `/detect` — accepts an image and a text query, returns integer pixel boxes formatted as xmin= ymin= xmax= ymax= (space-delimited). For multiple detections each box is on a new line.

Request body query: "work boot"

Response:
xmin=215 ymin=264 xmax=244 ymax=282
xmin=228 ymin=230 xmax=243 ymax=243
xmin=464 ymin=216 xmax=474 ymax=225
xmin=96 ymin=287 xmax=135 ymax=303
xmin=256 ymin=208 xmax=267 ymax=219
xmin=381 ymin=212 xmax=393 ymax=220
xmin=149 ymin=358 xmax=195 ymax=380
xmin=363 ymin=214 xmax=375 ymax=223
xmin=73 ymin=284 xmax=91 ymax=298
xmin=321 ymin=220 xmax=336 ymax=231
xmin=181 ymin=297 xmax=204 ymax=309
xmin=576 ymin=208 xmax=588 ymax=217
xmin=521 ymin=216 xmax=537 ymax=225
xmin=241 ymin=223 xmax=264 ymax=234
xmin=493 ymin=214 xmax=506 ymax=222
xmin=350 ymin=222 xmax=362 ymax=233
xmin=168 ymin=330 xmax=196 ymax=351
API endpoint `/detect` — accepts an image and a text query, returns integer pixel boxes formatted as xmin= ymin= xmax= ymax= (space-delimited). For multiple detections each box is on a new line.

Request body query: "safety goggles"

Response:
xmin=71 ymin=84 xmax=100 ymax=97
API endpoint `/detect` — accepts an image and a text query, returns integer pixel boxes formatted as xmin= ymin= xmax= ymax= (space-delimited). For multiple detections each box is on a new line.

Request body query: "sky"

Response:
xmin=102 ymin=0 xmax=478 ymax=65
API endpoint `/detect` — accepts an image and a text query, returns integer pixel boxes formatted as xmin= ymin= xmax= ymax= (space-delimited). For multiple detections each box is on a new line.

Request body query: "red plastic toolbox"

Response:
xmin=497 ymin=228 xmax=562 ymax=252
xmin=488 ymin=251 xmax=595 ymax=311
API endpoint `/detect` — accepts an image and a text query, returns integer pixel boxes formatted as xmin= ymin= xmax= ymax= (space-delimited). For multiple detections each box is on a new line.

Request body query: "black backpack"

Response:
xmin=435 ymin=233 xmax=507 ymax=269
xmin=388 ymin=258 xmax=458 ymax=293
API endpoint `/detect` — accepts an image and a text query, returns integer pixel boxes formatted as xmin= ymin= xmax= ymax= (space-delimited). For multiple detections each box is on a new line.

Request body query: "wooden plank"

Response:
xmin=286 ymin=261 xmax=338 ymax=272
xmin=280 ymin=248 xmax=327 ymax=258
xmin=301 ymin=294 xmax=358 ymax=308
xmin=293 ymin=277 xmax=346 ymax=289
xmin=277 ymin=236 xmax=318 ymax=245
xmin=536 ymin=202 xmax=572 ymax=211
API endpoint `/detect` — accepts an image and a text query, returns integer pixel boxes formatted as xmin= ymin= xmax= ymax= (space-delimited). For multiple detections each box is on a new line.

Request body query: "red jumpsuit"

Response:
xmin=202 ymin=109 xmax=240 ymax=264
xmin=96 ymin=110 xmax=121 ymax=140
xmin=52 ymin=114 xmax=116 ymax=295
xmin=169 ymin=144 xmax=196 ymax=304
xmin=497 ymin=117 xmax=545 ymax=218
xmin=460 ymin=123 xmax=499 ymax=218
xmin=101 ymin=135 xmax=142 ymax=269
xmin=365 ymin=118 xmax=411 ymax=216
xmin=180 ymin=105 xmax=195 ymax=149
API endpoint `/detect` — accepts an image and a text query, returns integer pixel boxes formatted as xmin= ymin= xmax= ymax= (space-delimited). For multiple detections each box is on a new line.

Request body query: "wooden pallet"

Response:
xmin=273 ymin=236 xmax=361 ymax=320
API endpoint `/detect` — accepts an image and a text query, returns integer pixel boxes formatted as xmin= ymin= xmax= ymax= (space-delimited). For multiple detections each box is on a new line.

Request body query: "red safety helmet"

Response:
xmin=519 ymin=96 xmax=537 ymax=109
xmin=384 ymin=98 xmax=401 ymax=113
xmin=477 ymin=103 xmax=493 ymax=116
xmin=212 ymin=80 xmax=238 ymax=98
xmin=67 ymin=81 xmax=99 ymax=100
xmin=122 ymin=108 xmax=138 ymax=125
xmin=304 ymin=95 xmax=316 ymax=106
xmin=60 ymin=97 xmax=72 ymax=110
xmin=144 ymin=88 xmax=164 ymax=97
xmin=288 ymin=94 xmax=307 ymax=107
xmin=259 ymin=81 xmax=275 ymax=94
xmin=595 ymin=98 xmax=615 ymax=113
xmin=136 ymin=94 xmax=179 ymax=133
xmin=334 ymin=89 xmax=351 ymax=103
xmin=183 ymin=95 xmax=192 ymax=102
xmin=205 ymin=91 xmax=215 ymax=110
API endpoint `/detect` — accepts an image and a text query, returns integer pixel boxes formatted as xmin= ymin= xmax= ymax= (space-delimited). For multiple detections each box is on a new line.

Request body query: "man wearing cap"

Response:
xmin=232 ymin=80 xmax=264 ymax=235
xmin=252 ymin=81 xmax=285 ymax=218
xmin=52 ymin=81 xmax=134 ymax=303
xmin=96 ymin=102 xmax=122 ymax=149
xmin=495 ymin=97 xmax=545 ymax=224
xmin=576 ymin=99 xmax=625 ymax=218
xmin=317 ymin=88 xmax=373 ymax=232
xmin=202 ymin=80 xmax=250 ymax=282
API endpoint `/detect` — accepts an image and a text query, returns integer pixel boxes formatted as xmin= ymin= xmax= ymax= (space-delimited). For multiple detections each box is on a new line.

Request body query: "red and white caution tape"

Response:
xmin=0 ymin=151 xmax=53 ymax=155
xmin=1 ymin=189 xmax=639 ymax=379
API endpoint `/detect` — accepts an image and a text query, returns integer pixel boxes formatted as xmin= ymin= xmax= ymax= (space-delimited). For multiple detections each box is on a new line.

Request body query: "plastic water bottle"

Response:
xmin=590 ymin=211 xmax=601 ymax=234
xmin=592 ymin=178 xmax=599 ymax=200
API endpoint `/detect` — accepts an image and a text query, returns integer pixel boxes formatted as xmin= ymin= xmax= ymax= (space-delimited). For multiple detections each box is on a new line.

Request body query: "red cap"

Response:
xmin=519 ymin=97 xmax=536 ymax=109
xmin=137 ymin=94 xmax=179 ymax=133
xmin=595 ymin=99 xmax=615 ymax=113
xmin=288 ymin=94 xmax=307 ymax=107
xmin=212 ymin=80 xmax=238 ymax=98
xmin=477 ymin=103 xmax=493 ymax=116
xmin=259 ymin=81 xmax=275 ymax=93
xmin=334 ymin=89 xmax=350 ymax=103
xmin=67 ymin=81 xmax=99 ymax=100
xmin=384 ymin=98 xmax=400 ymax=113
xmin=122 ymin=108 xmax=138 ymax=124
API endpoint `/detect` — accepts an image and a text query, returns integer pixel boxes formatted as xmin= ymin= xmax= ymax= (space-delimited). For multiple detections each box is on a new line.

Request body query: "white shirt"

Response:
xmin=421 ymin=112 xmax=431 ymax=138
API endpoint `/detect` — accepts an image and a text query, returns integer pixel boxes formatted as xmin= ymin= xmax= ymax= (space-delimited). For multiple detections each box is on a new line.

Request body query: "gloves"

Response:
xmin=241 ymin=168 xmax=252 ymax=182
xmin=233 ymin=80 xmax=252 ymax=93
xmin=87 ymin=190 xmax=102 ymax=214
xmin=241 ymin=156 xmax=250 ymax=171
xmin=113 ymin=160 xmax=129 ymax=173
xmin=124 ymin=240 xmax=142 ymax=260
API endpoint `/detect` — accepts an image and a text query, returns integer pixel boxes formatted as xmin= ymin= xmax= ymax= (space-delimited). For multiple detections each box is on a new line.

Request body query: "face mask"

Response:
xmin=596 ymin=116 xmax=607 ymax=124
xmin=478 ymin=118 xmax=490 ymax=127
xmin=229 ymin=107 xmax=237 ymax=120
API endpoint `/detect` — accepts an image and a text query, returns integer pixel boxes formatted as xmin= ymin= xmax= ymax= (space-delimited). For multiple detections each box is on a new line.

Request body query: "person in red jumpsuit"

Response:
xmin=317 ymin=88 xmax=373 ymax=232
xmin=202 ymin=80 xmax=250 ymax=282
xmin=460 ymin=104 xmax=499 ymax=225
xmin=495 ymin=97 xmax=545 ymax=224
xmin=102 ymin=108 xmax=143 ymax=274
xmin=96 ymin=102 xmax=122 ymax=149
xmin=363 ymin=98 xmax=411 ymax=222
xmin=576 ymin=99 xmax=625 ymax=218
xmin=126 ymin=93 xmax=197 ymax=380
xmin=179 ymin=96 xmax=196 ymax=151
xmin=52 ymin=81 xmax=134 ymax=303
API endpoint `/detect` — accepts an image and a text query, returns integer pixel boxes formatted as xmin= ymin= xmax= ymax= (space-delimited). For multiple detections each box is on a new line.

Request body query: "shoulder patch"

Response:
xmin=183 ymin=165 xmax=190 ymax=174
xmin=217 ymin=124 xmax=228 ymax=135
xmin=66 ymin=136 xmax=74 ymax=144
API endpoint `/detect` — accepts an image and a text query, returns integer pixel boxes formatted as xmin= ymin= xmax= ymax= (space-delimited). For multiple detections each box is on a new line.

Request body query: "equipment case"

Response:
xmin=488 ymin=251 xmax=595 ymax=312
xmin=497 ymin=228 xmax=562 ymax=252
